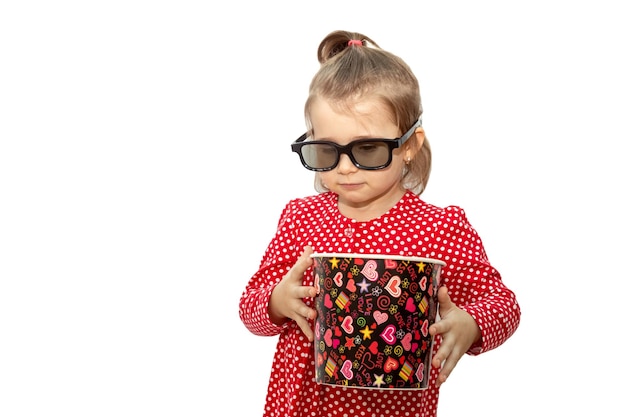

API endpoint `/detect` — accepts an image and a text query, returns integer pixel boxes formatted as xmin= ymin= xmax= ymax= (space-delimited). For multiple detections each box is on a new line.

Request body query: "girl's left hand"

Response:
xmin=428 ymin=286 xmax=481 ymax=387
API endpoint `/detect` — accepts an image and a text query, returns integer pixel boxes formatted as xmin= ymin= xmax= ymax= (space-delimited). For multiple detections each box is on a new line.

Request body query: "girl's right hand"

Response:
xmin=268 ymin=246 xmax=317 ymax=341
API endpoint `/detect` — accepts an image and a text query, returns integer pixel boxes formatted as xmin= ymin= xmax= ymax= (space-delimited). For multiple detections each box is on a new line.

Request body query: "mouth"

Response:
xmin=339 ymin=183 xmax=363 ymax=189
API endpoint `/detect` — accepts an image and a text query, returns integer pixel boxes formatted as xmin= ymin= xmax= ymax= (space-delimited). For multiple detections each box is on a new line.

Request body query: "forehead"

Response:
xmin=308 ymin=97 xmax=398 ymax=139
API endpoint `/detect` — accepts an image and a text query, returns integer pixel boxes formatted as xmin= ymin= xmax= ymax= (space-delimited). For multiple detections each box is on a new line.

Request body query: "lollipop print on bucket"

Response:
xmin=312 ymin=253 xmax=445 ymax=389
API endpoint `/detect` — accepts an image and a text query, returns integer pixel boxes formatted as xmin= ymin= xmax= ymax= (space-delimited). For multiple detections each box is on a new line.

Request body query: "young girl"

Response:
xmin=239 ymin=30 xmax=521 ymax=417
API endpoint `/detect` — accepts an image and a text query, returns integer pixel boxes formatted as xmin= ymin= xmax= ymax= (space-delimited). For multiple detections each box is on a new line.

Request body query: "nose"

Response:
xmin=335 ymin=153 xmax=358 ymax=174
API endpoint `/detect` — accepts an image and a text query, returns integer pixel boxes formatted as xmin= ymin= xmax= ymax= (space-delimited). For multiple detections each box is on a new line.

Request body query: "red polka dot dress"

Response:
xmin=239 ymin=190 xmax=520 ymax=417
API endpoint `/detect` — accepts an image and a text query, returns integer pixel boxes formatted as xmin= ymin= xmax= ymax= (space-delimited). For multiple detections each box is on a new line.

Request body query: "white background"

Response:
xmin=1 ymin=1 xmax=624 ymax=416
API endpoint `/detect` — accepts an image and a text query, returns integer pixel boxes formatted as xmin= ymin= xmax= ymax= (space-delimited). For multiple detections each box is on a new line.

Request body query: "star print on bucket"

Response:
xmin=311 ymin=253 xmax=445 ymax=389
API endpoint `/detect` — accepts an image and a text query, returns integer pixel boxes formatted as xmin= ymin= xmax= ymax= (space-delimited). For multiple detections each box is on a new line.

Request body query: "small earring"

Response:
xmin=404 ymin=157 xmax=411 ymax=164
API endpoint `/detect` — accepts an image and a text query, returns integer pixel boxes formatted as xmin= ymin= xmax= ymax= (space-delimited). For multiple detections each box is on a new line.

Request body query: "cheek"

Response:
xmin=318 ymin=172 xmax=329 ymax=180
xmin=389 ymin=157 xmax=406 ymax=175
xmin=318 ymin=172 xmax=332 ymax=186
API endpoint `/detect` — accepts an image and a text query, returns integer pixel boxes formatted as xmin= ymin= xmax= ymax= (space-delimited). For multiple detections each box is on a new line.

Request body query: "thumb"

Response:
xmin=286 ymin=246 xmax=314 ymax=281
xmin=296 ymin=246 xmax=314 ymax=269
xmin=437 ymin=286 xmax=454 ymax=316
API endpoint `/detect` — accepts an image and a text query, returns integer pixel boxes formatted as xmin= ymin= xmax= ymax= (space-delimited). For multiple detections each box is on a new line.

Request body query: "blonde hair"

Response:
xmin=304 ymin=30 xmax=431 ymax=195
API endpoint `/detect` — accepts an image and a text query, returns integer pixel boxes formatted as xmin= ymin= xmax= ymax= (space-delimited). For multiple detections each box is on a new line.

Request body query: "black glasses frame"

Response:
xmin=291 ymin=117 xmax=422 ymax=171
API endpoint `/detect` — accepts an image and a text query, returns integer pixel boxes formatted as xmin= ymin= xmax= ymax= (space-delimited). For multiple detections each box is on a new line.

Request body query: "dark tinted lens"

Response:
xmin=351 ymin=141 xmax=391 ymax=168
xmin=301 ymin=143 xmax=339 ymax=169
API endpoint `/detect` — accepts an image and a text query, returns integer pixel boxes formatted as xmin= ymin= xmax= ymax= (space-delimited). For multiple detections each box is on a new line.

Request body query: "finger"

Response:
xmin=431 ymin=335 xmax=451 ymax=369
xmin=436 ymin=348 xmax=462 ymax=387
xmin=296 ymin=303 xmax=316 ymax=320
xmin=429 ymin=287 xmax=453 ymax=336
xmin=429 ymin=314 xmax=449 ymax=337
xmin=293 ymin=314 xmax=314 ymax=341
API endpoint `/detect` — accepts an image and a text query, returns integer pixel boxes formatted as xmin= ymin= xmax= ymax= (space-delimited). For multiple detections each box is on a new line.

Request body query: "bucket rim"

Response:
xmin=310 ymin=252 xmax=446 ymax=267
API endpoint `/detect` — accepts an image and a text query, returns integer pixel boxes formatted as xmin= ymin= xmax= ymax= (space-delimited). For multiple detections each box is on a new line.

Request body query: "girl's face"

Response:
xmin=309 ymin=97 xmax=410 ymax=221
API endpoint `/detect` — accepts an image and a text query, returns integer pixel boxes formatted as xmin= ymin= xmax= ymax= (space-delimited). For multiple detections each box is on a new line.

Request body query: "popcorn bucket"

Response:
xmin=312 ymin=253 xmax=445 ymax=389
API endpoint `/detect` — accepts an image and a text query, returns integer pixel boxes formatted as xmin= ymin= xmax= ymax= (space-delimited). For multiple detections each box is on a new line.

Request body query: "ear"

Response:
xmin=403 ymin=127 xmax=425 ymax=162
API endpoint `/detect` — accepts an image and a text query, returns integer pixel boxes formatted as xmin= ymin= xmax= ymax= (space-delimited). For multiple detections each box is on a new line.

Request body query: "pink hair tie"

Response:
xmin=347 ymin=39 xmax=363 ymax=46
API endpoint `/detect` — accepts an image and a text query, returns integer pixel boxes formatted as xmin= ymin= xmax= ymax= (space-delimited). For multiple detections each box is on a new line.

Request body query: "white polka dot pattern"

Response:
xmin=239 ymin=190 xmax=520 ymax=417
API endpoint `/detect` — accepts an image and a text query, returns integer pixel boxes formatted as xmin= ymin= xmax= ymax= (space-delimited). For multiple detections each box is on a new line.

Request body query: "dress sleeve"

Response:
xmin=238 ymin=200 xmax=302 ymax=337
xmin=433 ymin=206 xmax=521 ymax=355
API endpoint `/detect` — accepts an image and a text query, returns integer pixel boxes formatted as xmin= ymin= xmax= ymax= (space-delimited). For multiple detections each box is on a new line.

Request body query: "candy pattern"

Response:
xmin=313 ymin=254 xmax=443 ymax=389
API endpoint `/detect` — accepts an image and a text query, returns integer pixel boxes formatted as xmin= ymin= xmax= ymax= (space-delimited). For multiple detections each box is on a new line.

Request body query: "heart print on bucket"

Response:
xmin=312 ymin=253 xmax=445 ymax=389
